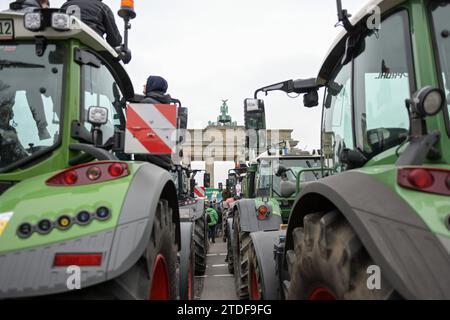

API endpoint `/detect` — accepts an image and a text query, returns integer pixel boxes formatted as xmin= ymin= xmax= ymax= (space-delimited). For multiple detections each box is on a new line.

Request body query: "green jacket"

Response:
xmin=206 ymin=208 xmax=218 ymax=227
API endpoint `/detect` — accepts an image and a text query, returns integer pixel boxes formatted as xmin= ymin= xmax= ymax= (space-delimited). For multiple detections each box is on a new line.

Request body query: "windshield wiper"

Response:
xmin=0 ymin=60 xmax=45 ymax=69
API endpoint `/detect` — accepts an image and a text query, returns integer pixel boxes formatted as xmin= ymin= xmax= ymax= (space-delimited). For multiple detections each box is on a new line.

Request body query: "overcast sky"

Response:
xmin=50 ymin=0 xmax=366 ymax=151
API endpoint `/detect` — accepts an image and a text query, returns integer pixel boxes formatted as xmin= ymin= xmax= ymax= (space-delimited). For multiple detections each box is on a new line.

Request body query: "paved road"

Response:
xmin=197 ymin=238 xmax=237 ymax=300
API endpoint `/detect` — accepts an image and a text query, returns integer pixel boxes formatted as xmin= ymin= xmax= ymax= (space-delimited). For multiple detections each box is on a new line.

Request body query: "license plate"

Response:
xmin=0 ymin=19 xmax=14 ymax=40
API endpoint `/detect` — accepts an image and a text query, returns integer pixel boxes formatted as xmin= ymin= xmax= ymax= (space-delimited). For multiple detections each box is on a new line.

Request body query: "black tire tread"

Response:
xmin=233 ymin=212 xmax=251 ymax=300
xmin=193 ymin=215 xmax=207 ymax=276
xmin=287 ymin=210 xmax=395 ymax=300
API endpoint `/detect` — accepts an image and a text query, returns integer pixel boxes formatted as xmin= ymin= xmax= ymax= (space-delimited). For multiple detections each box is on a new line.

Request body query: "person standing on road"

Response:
xmin=60 ymin=0 xmax=122 ymax=48
xmin=206 ymin=206 xmax=218 ymax=244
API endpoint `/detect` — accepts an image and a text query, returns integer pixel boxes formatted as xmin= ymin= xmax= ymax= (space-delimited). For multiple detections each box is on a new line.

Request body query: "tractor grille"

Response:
xmin=0 ymin=182 xmax=14 ymax=196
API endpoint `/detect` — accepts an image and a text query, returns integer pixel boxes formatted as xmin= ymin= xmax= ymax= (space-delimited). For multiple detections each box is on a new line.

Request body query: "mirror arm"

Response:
xmin=254 ymin=80 xmax=293 ymax=98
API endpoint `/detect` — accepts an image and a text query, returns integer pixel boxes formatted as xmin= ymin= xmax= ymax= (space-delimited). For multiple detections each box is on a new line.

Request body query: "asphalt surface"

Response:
xmin=197 ymin=236 xmax=237 ymax=300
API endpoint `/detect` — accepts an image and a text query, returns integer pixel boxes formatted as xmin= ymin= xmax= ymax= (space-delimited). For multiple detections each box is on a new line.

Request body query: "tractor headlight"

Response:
xmin=24 ymin=12 xmax=42 ymax=31
xmin=51 ymin=13 xmax=71 ymax=31
xmin=411 ymin=86 xmax=445 ymax=117
xmin=422 ymin=89 xmax=444 ymax=116
xmin=88 ymin=106 xmax=109 ymax=125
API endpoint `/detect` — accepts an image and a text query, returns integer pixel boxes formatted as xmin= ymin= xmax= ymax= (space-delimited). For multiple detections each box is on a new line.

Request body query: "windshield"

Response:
xmin=353 ymin=11 xmax=412 ymax=157
xmin=0 ymin=43 xmax=64 ymax=171
xmin=430 ymin=1 xmax=450 ymax=135
xmin=272 ymin=158 xmax=321 ymax=196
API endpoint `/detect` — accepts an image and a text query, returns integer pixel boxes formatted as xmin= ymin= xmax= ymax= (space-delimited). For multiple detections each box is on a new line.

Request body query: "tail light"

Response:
xmin=257 ymin=205 xmax=270 ymax=221
xmin=46 ymin=162 xmax=129 ymax=186
xmin=398 ymin=168 xmax=450 ymax=196
xmin=54 ymin=253 xmax=103 ymax=267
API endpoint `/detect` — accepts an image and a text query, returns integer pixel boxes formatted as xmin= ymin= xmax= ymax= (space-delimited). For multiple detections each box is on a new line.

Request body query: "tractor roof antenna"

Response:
xmin=118 ymin=0 xmax=136 ymax=64
xmin=336 ymin=0 xmax=354 ymax=32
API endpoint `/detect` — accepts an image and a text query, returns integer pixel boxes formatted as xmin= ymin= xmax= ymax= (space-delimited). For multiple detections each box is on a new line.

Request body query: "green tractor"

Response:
xmin=247 ymin=0 xmax=450 ymax=300
xmin=0 ymin=6 xmax=190 ymax=299
xmin=229 ymin=150 xmax=325 ymax=298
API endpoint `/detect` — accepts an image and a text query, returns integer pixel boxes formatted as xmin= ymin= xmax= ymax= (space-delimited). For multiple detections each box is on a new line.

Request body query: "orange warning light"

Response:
xmin=121 ymin=0 xmax=134 ymax=9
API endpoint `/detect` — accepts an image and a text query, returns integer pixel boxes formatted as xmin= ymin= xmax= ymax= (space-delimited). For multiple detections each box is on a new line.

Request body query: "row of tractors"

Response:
xmin=0 ymin=0 xmax=449 ymax=300
xmin=223 ymin=0 xmax=450 ymax=300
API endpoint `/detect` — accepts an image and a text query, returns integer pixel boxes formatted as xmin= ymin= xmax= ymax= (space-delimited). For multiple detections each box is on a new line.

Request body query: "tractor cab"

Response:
xmin=253 ymin=154 xmax=323 ymax=221
xmin=319 ymin=0 xmax=450 ymax=173
xmin=0 ymin=8 xmax=135 ymax=184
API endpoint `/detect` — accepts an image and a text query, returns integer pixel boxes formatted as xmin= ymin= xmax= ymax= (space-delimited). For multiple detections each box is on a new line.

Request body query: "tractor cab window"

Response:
xmin=0 ymin=43 xmax=64 ymax=172
xmin=353 ymin=11 xmax=412 ymax=157
xmin=322 ymin=62 xmax=353 ymax=172
xmin=82 ymin=63 xmax=124 ymax=146
xmin=256 ymin=159 xmax=271 ymax=196
xmin=430 ymin=1 xmax=450 ymax=136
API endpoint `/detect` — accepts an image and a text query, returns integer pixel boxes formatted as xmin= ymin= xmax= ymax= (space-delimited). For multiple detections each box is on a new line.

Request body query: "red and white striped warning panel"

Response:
xmin=194 ymin=186 xmax=206 ymax=198
xmin=125 ymin=103 xmax=177 ymax=155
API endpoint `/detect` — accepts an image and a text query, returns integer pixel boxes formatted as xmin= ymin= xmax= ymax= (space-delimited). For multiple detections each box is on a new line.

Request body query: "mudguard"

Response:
xmin=179 ymin=222 xmax=194 ymax=300
xmin=234 ymin=199 xmax=283 ymax=233
xmin=107 ymin=163 xmax=180 ymax=280
xmin=286 ymin=171 xmax=450 ymax=300
xmin=250 ymin=231 xmax=284 ymax=300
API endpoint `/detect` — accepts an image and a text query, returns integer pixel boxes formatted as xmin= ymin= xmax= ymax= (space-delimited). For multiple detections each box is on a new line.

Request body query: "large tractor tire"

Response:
xmin=233 ymin=213 xmax=250 ymax=300
xmin=179 ymin=223 xmax=195 ymax=300
xmin=107 ymin=199 xmax=178 ymax=300
xmin=286 ymin=210 xmax=396 ymax=300
xmin=226 ymin=218 xmax=234 ymax=274
xmin=248 ymin=240 xmax=263 ymax=300
xmin=193 ymin=215 xmax=208 ymax=276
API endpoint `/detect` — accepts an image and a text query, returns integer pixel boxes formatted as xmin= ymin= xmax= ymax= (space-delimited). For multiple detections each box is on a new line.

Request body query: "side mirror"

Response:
xmin=303 ymin=90 xmax=319 ymax=108
xmin=276 ymin=165 xmax=289 ymax=177
xmin=244 ymin=98 xmax=266 ymax=131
